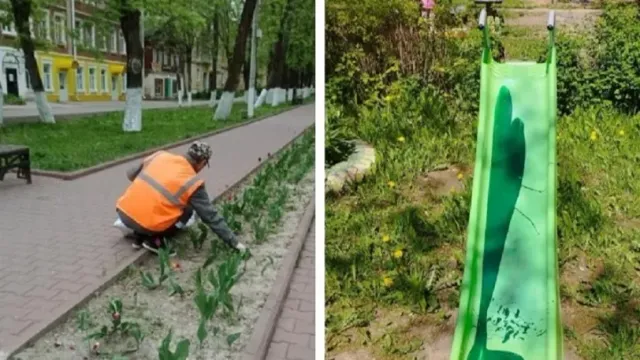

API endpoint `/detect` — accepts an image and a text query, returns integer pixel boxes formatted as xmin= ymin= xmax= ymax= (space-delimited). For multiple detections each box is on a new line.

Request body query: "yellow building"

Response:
xmin=1 ymin=0 xmax=129 ymax=102
xmin=35 ymin=52 xmax=126 ymax=102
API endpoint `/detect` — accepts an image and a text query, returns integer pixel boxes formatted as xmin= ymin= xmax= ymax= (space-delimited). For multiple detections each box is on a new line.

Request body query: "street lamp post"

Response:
xmin=247 ymin=0 xmax=261 ymax=118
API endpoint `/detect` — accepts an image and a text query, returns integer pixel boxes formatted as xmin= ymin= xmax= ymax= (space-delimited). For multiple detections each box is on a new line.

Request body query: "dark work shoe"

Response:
xmin=142 ymin=237 xmax=176 ymax=257
xmin=125 ymin=233 xmax=146 ymax=250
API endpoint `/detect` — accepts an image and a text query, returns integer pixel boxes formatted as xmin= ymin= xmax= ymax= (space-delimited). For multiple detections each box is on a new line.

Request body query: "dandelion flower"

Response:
xmin=457 ymin=173 xmax=464 ymax=180
xmin=590 ymin=131 xmax=597 ymax=141
xmin=383 ymin=276 xmax=394 ymax=287
xmin=397 ymin=136 xmax=405 ymax=143
xmin=393 ymin=249 xmax=403 ymax=258
xmin=619 ymin=129 xmax=625 ymax=136
xmin=382 ymin=234 xmax=390 ymax=243
xmin=388 ymin=181 xmax=396 ymax=188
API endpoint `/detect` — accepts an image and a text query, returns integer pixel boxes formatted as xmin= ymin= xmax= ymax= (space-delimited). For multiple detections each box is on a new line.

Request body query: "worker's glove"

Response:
xmin=235 ymin=242 xmax=248 ymax=253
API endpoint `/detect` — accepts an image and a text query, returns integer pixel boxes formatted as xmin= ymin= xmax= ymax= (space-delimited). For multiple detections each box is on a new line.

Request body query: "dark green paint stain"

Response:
xmin=466 ymin=86 xmax=526 ymax=360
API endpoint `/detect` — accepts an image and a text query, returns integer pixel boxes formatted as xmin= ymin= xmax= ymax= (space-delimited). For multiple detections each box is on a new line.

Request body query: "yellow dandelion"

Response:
xmin=393 ymin=249 xmax=403 ymax=259
xmin=382 ymin=234 xmax=390 ymax=243
xmin=457 ymin=172 xmax=464 ymax=180
xmin=388 ymin=181 xmax=396 ymax=188
xmin=397 ymin=136 xmax=405 ymax=143
xmin=383 ymin=276 xmax=394 ymax=287
xmin=590 ymin=131 xmax=597 ymax=141
xmin=619 ymin=129 xmax=625 ymax=136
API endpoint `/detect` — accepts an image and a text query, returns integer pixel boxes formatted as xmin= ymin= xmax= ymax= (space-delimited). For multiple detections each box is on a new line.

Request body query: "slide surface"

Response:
xmin=449 ymin=20 xmax=563 ymax=360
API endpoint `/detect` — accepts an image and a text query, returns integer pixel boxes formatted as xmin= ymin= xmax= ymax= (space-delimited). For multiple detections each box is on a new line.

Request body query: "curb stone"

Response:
xmin=4 ymin=126 xmax=314 ymax=359
xmin=325 ymin=140 xmax=376 ymax=194
xmin=22 ymin=103 xmax=311 ymax=181
xmin=242 ymin=198 xmax=315 ymax=360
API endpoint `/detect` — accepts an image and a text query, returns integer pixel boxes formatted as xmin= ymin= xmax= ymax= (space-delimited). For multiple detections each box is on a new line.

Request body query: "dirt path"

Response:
xmin=505 ymin=8 xmax=601 ymax=28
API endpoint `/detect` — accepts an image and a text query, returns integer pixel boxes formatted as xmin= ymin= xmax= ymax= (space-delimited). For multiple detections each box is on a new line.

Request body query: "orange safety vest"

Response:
xmin=116 ymin=151 xmax=204 ymax=232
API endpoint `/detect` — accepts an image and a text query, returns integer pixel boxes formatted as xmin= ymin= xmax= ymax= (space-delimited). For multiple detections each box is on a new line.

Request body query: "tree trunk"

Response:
xmin=120 ymin=5 xmax=144 ymax=132
xmin=10 ymin=0 xmax=55 ymax=124
xmin=209 ymin=12 xmax=219 ymax=105
xmin=186 ymin=46 xmax=192 ymax=105
xmin=222 ymin=0 xmax=257 ymax=92
xmin=215 ymin=0 xmax=258 ymax=120
xmin=243 ymin=26 xmax=251 ymax=91
xmin=266 ymin=0 xmax=293 ymax=90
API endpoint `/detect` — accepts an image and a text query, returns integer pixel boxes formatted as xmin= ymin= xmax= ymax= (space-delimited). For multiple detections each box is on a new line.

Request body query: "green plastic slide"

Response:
xmin=449 ymin=9 xmax=563 ymax=360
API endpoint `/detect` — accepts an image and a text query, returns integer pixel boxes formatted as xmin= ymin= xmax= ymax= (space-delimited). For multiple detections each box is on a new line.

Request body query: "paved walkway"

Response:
xmin=3 ymin=99 xmax=220 ymax=122
xmin=266 ymin=221 xmax=315 ymax=360
xmin=0 ymin=104 xmax=315 ymax=357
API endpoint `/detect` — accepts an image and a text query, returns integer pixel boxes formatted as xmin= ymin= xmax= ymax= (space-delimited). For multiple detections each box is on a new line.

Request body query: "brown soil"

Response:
xmin=404 ymin=164 xmax=469 ymax=205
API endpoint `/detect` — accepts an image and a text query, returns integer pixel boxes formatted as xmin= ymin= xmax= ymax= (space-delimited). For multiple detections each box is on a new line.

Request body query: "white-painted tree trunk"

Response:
xmin=122 ymin=88 xmax=142 ymax=132
xmin=213 ymin=91 xmax=234 ymax=120
xmin=0 ymin=83 xmax=4 ymax=127
xmin=187 ymin=91 xmax=192 ymax=106
xmin=266 ymin=88 xmax=274 ymax=104
xmin=255 ymin=88 xmax=267 ymax=108
xmin=303 ymin=87 xmax=310 ymax=98
xmin=247 ymin=88 xmax=256 ymax=118
xmin=287 ymin=89 xmax=294 ymax=101
xmin=210 ymin=90 xmax=217 ymax=107
xmin=0 ymin=85 xmax=4 ymax=127
xmin=34 ymin=91 xmax=55 ymax=124
xmin=270 ymin=87 xmax=281 ymax=106
xmin=178 ymin=90 xmax=183 ymax=106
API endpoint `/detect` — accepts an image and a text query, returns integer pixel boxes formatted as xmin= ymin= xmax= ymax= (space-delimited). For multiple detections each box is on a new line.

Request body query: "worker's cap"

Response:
xmin=187 ymin=141 xmax=213 ymax=167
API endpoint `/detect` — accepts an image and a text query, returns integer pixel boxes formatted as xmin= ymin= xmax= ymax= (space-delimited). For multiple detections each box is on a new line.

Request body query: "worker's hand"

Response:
xmin=235 ymin=242 xmax=248 ymax=253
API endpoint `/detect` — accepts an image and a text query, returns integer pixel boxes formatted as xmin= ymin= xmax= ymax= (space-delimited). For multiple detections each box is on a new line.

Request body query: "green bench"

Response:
xmin=0 ymin=145 xmax=32 ymax=184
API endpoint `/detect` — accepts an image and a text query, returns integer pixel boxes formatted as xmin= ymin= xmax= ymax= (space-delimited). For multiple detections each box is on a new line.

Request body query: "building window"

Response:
xmin=35 ymin=10 xmax=50 ymax=40
xmin=83 ymin=23 xmax=95 ymax=48
xmin=89 ymin=67 xmax=96 ymax=91
xmin=100 ymin=68 xmax=107 ymax=92
xmin=76 ymin=66 xmax=84 ymax=91
xmin=97 ymin=34 xmax=107 ymax=51
xmin=42 ymin=62 xmax=53 ymax=91
xmin=75 ymin=20 xmax=83 ymax=45
xmin=119 ymin=31 xmax=126 ymax=54
xmin=53 ymin=14 xmax=66 ymax=45
xmin=0 ymin=10 xmax=16 ymax=36
xmin=111 ymin=30 xmax=117 ymax=53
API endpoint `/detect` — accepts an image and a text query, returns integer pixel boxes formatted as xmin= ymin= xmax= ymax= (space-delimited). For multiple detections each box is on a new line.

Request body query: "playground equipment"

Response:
xmin=449 ymin=2 xmax=562 ymax=359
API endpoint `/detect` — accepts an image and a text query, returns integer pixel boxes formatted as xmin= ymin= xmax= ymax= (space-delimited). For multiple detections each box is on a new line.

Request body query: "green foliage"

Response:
xmin=80 ymin=298 xmax=145 ymax=354
xmin=3 ymin=94 xmax=26 ymax=105
xmin=0 ymin=102 xmax=295 ymax=171
xmin=158 ymin=330 xmax=190 ymax=360
xmin=285 ymin=0 xmax=314 ymax=71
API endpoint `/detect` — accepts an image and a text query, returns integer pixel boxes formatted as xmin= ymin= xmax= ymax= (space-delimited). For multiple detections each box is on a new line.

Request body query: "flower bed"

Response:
xmin=13 ymin=130 xmax=315 ymax=360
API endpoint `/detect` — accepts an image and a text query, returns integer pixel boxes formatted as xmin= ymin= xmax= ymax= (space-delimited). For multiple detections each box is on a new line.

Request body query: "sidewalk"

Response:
xmin=266 ymin=221 xmax=315 ymax=360
xmin=3 ymin=99 xmax=213 ymax=123
xmin=0 ymin=104 xmax=315 ymax=357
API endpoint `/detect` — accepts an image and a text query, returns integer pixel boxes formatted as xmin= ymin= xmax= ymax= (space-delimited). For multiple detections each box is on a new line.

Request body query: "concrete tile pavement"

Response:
xmin=0 ymin=104 xmax=315 ymax=356
xmin=266 ymin=221 xmax=315 ymax=360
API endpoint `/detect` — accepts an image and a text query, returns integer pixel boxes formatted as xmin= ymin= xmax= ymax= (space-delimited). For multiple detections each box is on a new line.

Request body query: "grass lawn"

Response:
xmin=325 ymin=82 xmax=640 ymax=358
xmin=0 ymin=99 xmax=311 ymax=172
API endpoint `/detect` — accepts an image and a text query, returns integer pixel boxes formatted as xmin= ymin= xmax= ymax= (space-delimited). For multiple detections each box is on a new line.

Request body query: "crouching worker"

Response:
xmin=113 ymin=141 xmax=247 ymax=256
